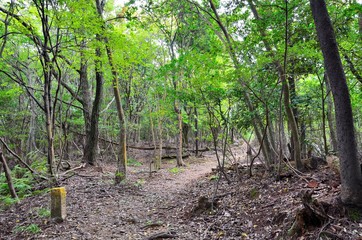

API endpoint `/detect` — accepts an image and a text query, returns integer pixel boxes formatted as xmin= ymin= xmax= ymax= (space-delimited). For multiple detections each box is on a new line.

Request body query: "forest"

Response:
xmin=0 ymin=0 xmax=362 ymax=239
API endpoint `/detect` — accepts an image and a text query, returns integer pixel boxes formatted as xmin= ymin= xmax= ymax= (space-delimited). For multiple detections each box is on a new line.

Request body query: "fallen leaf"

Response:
xmin=307 ymin=180 xmax=319 ymax=188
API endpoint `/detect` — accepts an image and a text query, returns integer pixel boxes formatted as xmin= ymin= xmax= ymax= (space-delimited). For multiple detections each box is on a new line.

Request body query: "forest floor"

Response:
xmin=1 ymin=143 xmax=362 ymax=240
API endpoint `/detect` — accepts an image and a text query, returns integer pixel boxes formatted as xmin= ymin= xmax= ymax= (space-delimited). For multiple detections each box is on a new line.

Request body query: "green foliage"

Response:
xmin=0 ymin=159 xmax=49 ymax=208
xmin=13 ymin=223 xmax=41 ymax=234
xmin=169 ymin=167 xmax=183 ymax=174
xmin=127 ymin=158 xmax=143 ymax=167
xmin=134 ymin=179 xmax=145 ymax=187
xmin=37 ymin=207 xmax=51 ymax=218
xmin=249 ymin=188 xmax=260 ymax=200
xmin=209 ymin=174 xmax=219 ymax=181
xmin=347 ymin=207 xmax=361 ymax=222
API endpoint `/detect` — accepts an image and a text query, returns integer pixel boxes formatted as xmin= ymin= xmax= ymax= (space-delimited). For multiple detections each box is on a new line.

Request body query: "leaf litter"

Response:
xmin=0 ymin=147 xmax=361 ymax=239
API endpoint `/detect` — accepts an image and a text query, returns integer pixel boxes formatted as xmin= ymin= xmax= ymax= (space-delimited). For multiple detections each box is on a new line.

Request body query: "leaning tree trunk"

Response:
xmin=246 ymin=0 xmax=302 ymax=170
xmin=0 ymin=151 xmax=18 ymax=199
xmin=106 ymin=45 xmax=127 ymax=183
xmin=208 ymin=0 xmax=276 ymax=167
xmin=310 ymin=0 xmax=362 ymax=206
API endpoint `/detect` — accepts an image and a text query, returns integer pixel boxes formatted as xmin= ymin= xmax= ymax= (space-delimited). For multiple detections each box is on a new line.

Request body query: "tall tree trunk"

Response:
xmin=26 ymin=69 xmax=37 ymax=156
xmin=43 ymin=42 xmax=55 ymax=176
xmin=83 ymin=46 xmax=103 ymax=165
xmin=320 ymin=74 xmax=328 ymax=155
xmin=175 ymin=103 xmax=185 ymax=166
xmin=107 ymin=46 xmax=127 ymax=183
xmin=310 ymin=0 xmax=362 ymax=206
xmin=325 ymin=74 xmax=338 ymax=152
xmin=155 ymin=100 xmax=163 ymax=169
xmin=194 ymin=107 xmax=199 ymax=157
xmin=78 ymin=41 xmax=92 ymax=156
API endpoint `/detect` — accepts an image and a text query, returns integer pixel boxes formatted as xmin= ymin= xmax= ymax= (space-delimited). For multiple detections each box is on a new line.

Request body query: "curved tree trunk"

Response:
xmin=310 ymin=0 xmax=362 ymax=206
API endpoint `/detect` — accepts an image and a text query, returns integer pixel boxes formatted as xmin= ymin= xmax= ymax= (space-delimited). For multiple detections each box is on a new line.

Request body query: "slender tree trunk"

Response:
xmin=26 ymin=69 xmax=37 ymax=156
xmin=150 ymin=113 xmax=159 ymax=170
xmin=320 ymin=74 xmax=328 ymax=155
xmin=0 ymin=151 xmax=18 ymax=199
xmin=182 ymin=122 xmax=189 ymax=148
xmin=208 ymin=0 xmax=275 ymax=167
xmin=155 ymin=100 xmax=163 ymax=169
xmin=325 ymin=74 xmax=338 ymax=152
xmin=105 ymin=43 xmax=127 ymax=183
xmin=247 ymin=0 xmax=302 ymax=170
xmin=175 ymin=103 xmax=185 ymax=166
xmin=310 ymin=0 xmax=362 ymax=206
xmin=194 ymin=107 xmax=199 ymax=156
xmin=78 ymin=41 xmax=92 ymax=156
xmin=43 ymin=51 xmax=55 ymax=176
xmin=359 ymin=11 xmax=362 ymax=36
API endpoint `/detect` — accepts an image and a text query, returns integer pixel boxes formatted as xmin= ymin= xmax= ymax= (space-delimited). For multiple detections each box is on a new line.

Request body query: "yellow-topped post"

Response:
xmin=50 ymin=187 xmax=66 ymax=222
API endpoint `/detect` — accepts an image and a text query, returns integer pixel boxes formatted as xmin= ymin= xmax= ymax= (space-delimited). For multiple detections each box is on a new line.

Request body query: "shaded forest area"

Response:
xmin=1 ymin=0 xmax=362 ymax=239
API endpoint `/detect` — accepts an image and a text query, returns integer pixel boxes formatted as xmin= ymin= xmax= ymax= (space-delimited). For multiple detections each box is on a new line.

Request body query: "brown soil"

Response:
xmin=0 ymin=146 xmax=361 ymax=240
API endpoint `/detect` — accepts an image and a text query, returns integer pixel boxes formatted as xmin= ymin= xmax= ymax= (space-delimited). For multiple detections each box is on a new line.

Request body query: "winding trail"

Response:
xmin=35 ymin=155 xmax=217 ymax=239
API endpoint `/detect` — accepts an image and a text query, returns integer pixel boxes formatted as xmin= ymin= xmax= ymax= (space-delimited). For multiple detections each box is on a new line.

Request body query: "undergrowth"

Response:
xmin=0 ymin=158 xmax=48 ymax=209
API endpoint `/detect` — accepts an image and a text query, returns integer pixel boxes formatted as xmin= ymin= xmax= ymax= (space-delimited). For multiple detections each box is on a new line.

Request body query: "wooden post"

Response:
xmin=51 ymin=187 xmax=66 ymax=222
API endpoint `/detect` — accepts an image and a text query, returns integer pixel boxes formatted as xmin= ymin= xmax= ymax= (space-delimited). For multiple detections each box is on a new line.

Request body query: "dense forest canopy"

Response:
xmin=1 ymin=0 xmax=362 ymax=207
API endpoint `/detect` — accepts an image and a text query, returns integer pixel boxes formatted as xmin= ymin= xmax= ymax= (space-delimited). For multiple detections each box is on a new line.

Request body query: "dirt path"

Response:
xmin=2 ymin=147 xmax=361 ymax=239
xmin=6 ymin=155 xmax=218 ymax=240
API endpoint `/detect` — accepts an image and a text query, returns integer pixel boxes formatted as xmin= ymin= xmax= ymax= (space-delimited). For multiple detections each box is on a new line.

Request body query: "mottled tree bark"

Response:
xmin=310 ymin=0 xmax=362 ymax=206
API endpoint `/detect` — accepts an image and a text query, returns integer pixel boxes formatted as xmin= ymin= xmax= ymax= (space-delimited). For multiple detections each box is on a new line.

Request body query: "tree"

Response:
xmin=310 ymin=0 xmax=362 ymax=206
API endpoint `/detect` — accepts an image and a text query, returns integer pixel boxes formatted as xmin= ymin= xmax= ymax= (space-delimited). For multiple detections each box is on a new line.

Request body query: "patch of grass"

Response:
xmin=0 ymin=196 xmax=19 ymax=208
xmin=13 ymin=223 xmax=41 ymax=234
xmin=249 ymin=188 xmax=260 ymax=199
xmin=348 ymin=207 xmax=361 ymax=221
xmin=209 ymin=174 xmax=219 ymax=181
xmin=37 ymin=208 xmax=50 ymax=218
xmin=134 ymin=179 xmax=145 ymax=187
xmin=169 ymin=167 xmax=183 ymax=174
xmin=127 ymin=158 xmax=143 ymax=167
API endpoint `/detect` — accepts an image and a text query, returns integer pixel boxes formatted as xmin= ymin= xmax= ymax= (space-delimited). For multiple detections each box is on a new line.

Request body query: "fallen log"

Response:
xmin=162 ymin=154 xmax=190 ymax=160
xmin=128 ymin=145 xmax=210 ymax=152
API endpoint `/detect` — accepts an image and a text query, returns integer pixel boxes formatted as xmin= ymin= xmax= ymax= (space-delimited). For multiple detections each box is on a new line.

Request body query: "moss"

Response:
xmin=249 ymin=188 xmax=260 ymax=199
xmin=347 ymin=207 xmax=361 ymax=222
